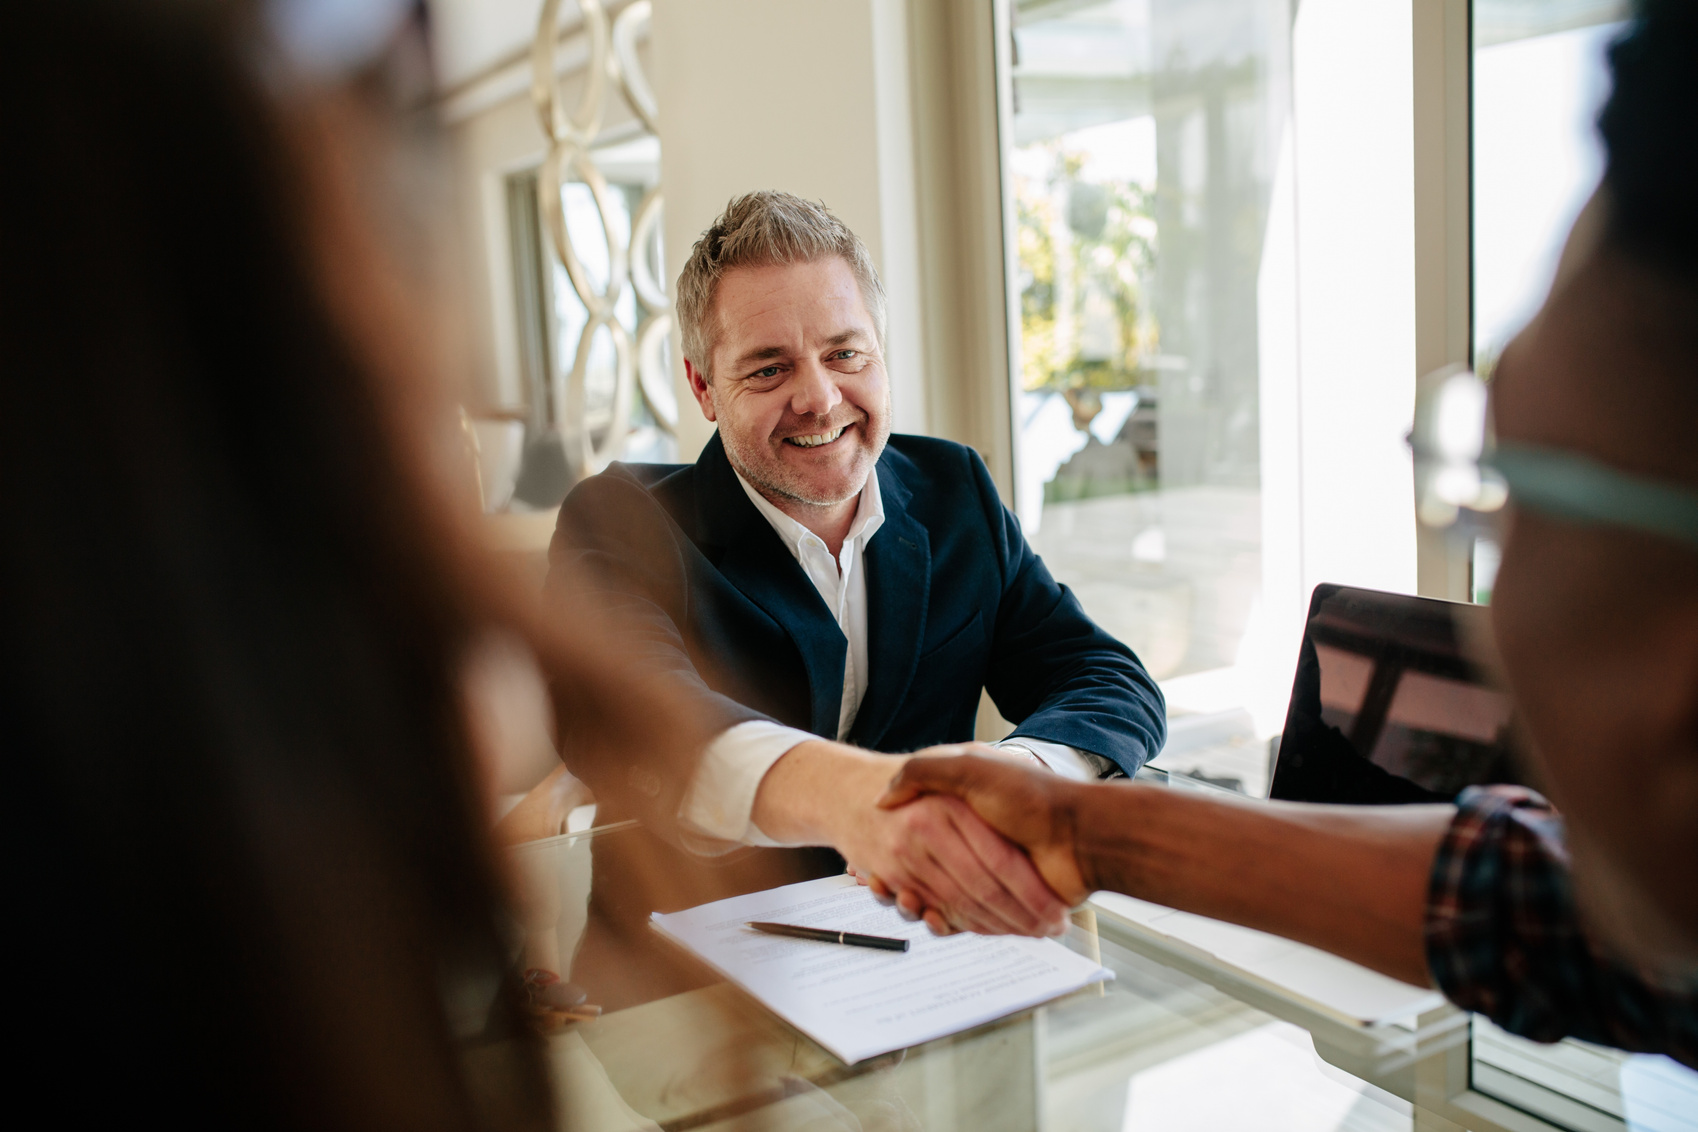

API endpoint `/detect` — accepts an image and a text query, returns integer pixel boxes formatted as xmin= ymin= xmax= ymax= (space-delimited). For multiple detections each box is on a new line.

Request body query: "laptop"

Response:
xmin=1268 ymin=582 xmax=1526 ymax=804
xmin=1092 ymin=583 xmax=1521 ymax=1027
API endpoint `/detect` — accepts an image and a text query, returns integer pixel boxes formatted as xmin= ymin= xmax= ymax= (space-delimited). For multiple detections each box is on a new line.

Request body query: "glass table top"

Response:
xmin=506 ymin=820 xmax=1456 ymax=1132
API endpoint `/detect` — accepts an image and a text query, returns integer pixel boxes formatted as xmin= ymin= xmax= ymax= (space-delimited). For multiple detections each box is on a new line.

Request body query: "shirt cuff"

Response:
xmin=678 ymin=720 xmax=816 ymax=853
xmin=993 ymin=738 xmax=1116 ymax=782
xmin=1424 ymin=785 xmax=1565 ymax=1020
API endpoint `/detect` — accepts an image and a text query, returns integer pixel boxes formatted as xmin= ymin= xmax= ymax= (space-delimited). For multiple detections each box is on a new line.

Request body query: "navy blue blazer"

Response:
xmin=548 ymin=432 xmax=1165 ymax=848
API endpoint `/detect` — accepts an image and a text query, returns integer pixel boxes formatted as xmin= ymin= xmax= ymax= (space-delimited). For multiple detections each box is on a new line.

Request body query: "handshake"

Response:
xmin=833 ymin=744 xmax=1102 ymax=939
xmin=855 ymin=743 xmax=1457 ymax=995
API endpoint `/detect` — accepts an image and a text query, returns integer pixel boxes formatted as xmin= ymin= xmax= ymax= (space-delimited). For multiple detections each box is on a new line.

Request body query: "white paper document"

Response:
xmin=651 ymin=874 xmax=1113 ymax=1064
xmin=1090 ymin=891 xmax=1445 ymax=1025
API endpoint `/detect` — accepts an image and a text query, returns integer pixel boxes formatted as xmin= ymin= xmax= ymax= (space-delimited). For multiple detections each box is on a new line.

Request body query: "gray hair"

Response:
xmin=675 ymin=191 xmax=887 ymax=379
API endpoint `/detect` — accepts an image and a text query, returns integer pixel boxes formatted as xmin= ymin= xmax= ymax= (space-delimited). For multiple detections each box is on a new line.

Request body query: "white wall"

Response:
xmin=650 ymin=0 xmax=926 ymax=460
xmin=429 ymin=0 xmax=546 ymax=89
xmin=1258 ymin=0 xmax=1422 ymax=655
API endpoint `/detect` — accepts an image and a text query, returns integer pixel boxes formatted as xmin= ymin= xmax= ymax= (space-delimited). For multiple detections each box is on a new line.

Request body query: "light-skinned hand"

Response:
xmin=754 ymin=740 xmax=1069 ymax=936
xmin=839 ymin=789 xmax=1069 ymax=936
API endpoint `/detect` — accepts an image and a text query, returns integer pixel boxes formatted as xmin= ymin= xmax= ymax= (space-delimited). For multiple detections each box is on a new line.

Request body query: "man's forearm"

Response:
xmin=1069 ymin=784 xmax=1455 ymax=986
xmin=751 ymin=740 xmax=900 ymax=845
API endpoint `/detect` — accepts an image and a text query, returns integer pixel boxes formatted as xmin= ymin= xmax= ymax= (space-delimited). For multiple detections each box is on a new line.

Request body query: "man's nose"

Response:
xmin=788 ymin=357 xmax=843 ymax=418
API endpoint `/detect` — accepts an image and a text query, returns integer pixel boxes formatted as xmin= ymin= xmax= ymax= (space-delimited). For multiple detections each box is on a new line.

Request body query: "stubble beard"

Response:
xmin=722 ymin=411 xmax=888 ymax=509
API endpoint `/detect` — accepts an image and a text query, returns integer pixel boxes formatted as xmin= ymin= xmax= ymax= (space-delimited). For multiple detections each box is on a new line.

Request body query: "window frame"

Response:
xmin=983 ymin=3 xmax=1653 ymax=1130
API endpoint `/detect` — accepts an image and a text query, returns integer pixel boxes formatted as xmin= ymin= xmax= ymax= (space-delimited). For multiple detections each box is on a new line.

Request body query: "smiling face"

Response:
xmin=686 ymin=256 xmax=891 ymax=515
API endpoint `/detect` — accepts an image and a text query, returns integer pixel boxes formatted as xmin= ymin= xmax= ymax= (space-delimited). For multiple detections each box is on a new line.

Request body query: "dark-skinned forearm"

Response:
xmin=1062 ymin=782 xmax=1454 ymax=987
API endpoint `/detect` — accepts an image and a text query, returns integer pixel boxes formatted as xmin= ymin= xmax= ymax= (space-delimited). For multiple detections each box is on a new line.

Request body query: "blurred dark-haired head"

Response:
xmin=1599 ymin=0 xmax=1698 ymax=279
xmin=0 ymin=2 xmax=553 ymax=1127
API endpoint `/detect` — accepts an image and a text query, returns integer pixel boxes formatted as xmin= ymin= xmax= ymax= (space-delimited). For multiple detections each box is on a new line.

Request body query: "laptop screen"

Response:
xmin=1268 ymin=584 xmax=1527 ymax=805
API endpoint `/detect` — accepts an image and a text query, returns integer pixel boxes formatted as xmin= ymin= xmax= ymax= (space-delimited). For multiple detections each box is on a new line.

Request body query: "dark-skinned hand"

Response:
xmin=874 ymin=753 xmax=1092 ymax=906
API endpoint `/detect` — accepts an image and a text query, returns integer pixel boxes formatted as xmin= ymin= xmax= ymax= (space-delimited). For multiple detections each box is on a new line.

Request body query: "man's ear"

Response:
xmin=684 ymin=358 xmax=717 ymax=423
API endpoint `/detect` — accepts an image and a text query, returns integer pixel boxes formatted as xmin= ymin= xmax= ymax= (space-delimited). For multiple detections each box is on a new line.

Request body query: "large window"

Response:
xmin=1008 ymin=0 xmax=1292 ymax=794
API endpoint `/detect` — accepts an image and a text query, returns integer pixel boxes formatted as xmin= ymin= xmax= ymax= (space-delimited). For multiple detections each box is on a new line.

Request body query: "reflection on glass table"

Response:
xmin=506 ymin=785 xmax=1697 ymax=1132
xmin=505 ymin=804 xmax=1461 ymax=1132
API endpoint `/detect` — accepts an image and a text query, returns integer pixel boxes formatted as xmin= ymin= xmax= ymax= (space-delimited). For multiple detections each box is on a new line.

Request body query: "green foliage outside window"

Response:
xmin=1015 ymin=149 xmax=1160 ymax=394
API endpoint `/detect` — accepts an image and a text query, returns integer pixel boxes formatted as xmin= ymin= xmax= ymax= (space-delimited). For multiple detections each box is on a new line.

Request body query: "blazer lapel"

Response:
xmin=846 ymin=460 xmax=931 ymax=750
xmin=694 ymin=436 xmax=846 ymax=738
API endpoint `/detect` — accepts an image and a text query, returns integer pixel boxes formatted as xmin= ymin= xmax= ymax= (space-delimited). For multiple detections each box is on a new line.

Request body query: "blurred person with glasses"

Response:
xmin=876 ymin=0 xmax=1698 ymax=1068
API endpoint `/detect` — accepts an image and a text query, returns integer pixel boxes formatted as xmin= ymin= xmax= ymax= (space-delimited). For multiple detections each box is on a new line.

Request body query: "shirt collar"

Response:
xmin=732 ymin=462 xmax=885 ymax=559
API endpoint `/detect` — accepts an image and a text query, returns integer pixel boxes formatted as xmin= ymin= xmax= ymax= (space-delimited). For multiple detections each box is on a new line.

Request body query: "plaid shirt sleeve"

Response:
xmin=1425 ymin=785 xmax=1698 ymax=1069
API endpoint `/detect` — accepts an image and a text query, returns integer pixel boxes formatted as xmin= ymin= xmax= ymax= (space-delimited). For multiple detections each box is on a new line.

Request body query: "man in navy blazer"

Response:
xmin=549 ymin=193 xmax=1163 ymax=997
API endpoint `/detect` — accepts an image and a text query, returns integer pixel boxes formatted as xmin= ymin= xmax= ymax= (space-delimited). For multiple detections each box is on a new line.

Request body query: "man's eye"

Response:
xmin=751 ymin=365 xmax=781 ymax=379
xmin=834 ymin=350 xmax=858 ymax=360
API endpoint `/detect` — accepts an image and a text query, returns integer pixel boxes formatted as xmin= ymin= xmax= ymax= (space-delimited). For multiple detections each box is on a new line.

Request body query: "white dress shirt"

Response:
xmin=677 ymin=467 xmax=1112 ymax=848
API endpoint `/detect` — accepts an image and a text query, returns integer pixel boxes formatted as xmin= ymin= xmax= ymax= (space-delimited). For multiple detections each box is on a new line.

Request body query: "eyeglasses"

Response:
xmin=1409 ymin=365 xmax=1698 ymax=551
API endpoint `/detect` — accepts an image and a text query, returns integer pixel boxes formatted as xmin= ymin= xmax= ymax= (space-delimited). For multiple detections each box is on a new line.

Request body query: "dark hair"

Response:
xmin=0 ymin=3 xmax=705 ymax=1127
xmin=1599 ymin=0 xmax=1698 ymax=277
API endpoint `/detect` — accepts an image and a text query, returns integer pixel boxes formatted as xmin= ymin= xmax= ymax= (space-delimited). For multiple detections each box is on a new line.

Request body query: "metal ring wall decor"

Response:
xmin=629 ymin=186 xmax=666 ymax=311
xmin=532 ymin=0 xmax=609 ymax=148
xmin=636 ymin=312 xmax=675 ymax=428
xmin=530 ymin=0 xmax=672 ymax=486
xmin=560 ymin=314 xmax=635 ymax=474
xmin=611 ymin=1 xmax=659 ymax=136
xmin=537 ymin=140 xmax=628 ymax=319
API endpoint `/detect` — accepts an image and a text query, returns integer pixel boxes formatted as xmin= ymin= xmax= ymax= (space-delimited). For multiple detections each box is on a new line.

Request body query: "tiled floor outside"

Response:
xmin=1029 ymin=486 xmax=1262 ymax=683
xmin=1029 ymin=486 xmax=1282 ymax=797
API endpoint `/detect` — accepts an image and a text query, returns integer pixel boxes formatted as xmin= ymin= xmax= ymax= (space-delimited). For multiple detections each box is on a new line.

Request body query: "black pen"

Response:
xmin=747 ymin=921 xmax=910 ymax=952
